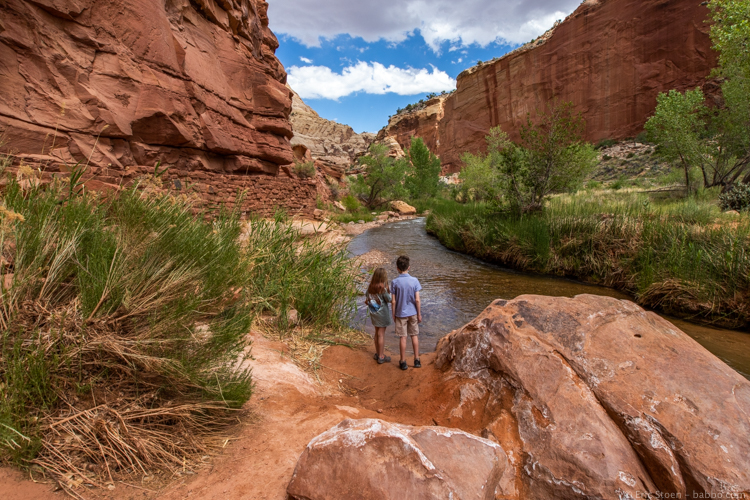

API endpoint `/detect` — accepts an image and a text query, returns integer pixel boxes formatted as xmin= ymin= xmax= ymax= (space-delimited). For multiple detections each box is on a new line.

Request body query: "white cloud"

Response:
xmin=300 ymin=56 xmax=313 ymax=63
xmin=268 ymin=0 xmax=579 ymax=51
xmin=288 ymin=61 xmax=456 ymax=100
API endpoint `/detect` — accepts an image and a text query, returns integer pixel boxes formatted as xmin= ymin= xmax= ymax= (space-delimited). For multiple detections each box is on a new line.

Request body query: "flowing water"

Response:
xmin=348 ymin=217 xmax=750 ymax=379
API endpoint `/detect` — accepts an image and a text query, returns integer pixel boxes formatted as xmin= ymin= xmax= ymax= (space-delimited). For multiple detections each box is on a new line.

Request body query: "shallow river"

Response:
xmin=348 ymin=217 xmax=750 ymax=379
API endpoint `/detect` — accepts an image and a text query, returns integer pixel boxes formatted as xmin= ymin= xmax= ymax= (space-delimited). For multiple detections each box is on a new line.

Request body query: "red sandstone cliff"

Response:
xmin=0 ymin=0 xmax=317 ymax=215
xmin=382 ymin=0 xmax=718 ymax=173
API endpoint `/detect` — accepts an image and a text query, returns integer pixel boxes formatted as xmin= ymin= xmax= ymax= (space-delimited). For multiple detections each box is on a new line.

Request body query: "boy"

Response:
xmin=391 ymin=255 xmax=422 ymax=370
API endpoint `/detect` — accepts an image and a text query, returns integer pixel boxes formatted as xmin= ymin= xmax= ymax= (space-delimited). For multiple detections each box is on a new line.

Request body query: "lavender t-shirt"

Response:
xmin=391 ymin=273 xmax=422 ymax=318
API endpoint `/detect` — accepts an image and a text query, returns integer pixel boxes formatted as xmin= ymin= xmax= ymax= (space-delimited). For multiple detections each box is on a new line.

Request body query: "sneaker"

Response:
xmin=373 ymin=353 xmax=379 ymax=361
xmin=399 ymin=360 xmax=408 ymax=371
xmin=414 ymin=358 xmax=422 ymax=368
xmin=377 ymin=356 xmax=391 ymax=364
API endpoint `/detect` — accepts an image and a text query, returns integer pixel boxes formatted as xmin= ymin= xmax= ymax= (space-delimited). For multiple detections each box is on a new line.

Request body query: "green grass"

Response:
xmin=426 ymin=189 xmax=750 ymax=328
xmin=0 ymin=166 xmax=357 ymax=484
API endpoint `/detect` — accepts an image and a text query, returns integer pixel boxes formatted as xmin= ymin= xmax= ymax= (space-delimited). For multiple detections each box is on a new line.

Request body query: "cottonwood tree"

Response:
xmin=457 ymin=102 xmax=596 ymax=214
xmin=405 ymin=137 xmax=442 ymax=199
xmin=646 ymin=0 xmax=750 ymax=192
xmin=352 ymin=143 xmax=408 ymax=208
xmin=516 ymin=101 xmax=597 ymax=213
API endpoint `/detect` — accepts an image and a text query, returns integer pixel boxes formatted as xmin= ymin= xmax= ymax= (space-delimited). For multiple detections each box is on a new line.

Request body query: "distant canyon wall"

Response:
xmin=381 ymin=0 xmax=718 ymax=173
xmin=288 ymin=86 xmax=375 ymax=180
xmin=0 ymin=0 xmax=318 ymax=216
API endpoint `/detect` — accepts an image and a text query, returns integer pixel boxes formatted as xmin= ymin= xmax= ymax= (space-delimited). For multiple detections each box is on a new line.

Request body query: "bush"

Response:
xmin=341 ymin=193 xmax=361 ymax=212
xmin=595 ymin=139 xmax=617 ymax=150
xmin=294 ymin=161 xmax=316 ymax=179
xmin=719 ymin=183 xmax=750 ymax=211
xmin=0 ymin=171 xmax=357 ymax=487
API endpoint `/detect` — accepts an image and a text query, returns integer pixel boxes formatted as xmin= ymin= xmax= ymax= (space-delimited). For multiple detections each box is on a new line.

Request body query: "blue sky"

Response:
xmin=268 ymin=0 xmax=582 ymax=133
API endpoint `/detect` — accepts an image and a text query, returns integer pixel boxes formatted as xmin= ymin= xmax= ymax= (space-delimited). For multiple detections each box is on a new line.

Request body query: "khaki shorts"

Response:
xmin=394 ymin=315 xmax=419 ymax=337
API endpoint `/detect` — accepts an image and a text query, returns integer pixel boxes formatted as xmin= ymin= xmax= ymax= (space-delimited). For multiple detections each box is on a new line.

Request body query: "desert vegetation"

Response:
xmin=0 ymin=158 xmax=357 ymax=492
xmin=419 ymin=0 xmax=750 ymax=327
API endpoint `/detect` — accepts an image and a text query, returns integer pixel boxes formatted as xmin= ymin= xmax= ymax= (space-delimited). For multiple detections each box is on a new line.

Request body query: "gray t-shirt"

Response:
xmin=391 ymin=273 xmax=422 ymax=318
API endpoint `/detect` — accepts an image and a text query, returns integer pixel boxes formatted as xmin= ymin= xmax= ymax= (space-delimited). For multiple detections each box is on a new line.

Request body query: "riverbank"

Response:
xmin=422 ymin=189 xmax=750 ymax=329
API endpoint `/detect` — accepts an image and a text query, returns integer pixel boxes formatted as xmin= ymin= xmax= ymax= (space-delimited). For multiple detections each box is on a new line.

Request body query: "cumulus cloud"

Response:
xmin=268 ymin=0 xmax=579 ymax=50
xmin=288 ymin=61 xmax=456 ymax=100
xmin=299 ymin=56 xmax=313 ymax=63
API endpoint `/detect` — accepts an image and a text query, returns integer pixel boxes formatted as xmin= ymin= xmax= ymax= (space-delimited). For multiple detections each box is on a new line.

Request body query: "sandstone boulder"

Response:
xmin=332 ymin=201 xmax=346 ymax=212
xmin=436 ymin=295 xmax=750 ymax=499
xmin=390 ymin=201 xmax=416 ymax=215
xmin=287 ymin=419 xmax=508 ymax=500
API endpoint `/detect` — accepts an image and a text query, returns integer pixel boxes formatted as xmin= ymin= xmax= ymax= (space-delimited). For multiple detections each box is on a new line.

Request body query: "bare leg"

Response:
xmin=399 ymin=336 xmax=407 ymax=362
xmin=375 ymin=327 xmax=386 ymax=358
xmin=373 ymin=328 xmax=379 ymax=357
xmin=411 ymin=335 xmax=420 ymax=360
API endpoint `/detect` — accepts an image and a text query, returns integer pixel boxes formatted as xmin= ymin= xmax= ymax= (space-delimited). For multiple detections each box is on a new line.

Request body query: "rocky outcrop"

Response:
xmin=377 ymin=93 xmax=448 ymax=163
xmin=287 ymin=419 xmax=510 ymax=500
xmin=381 ymin=0 xmax=717 ymax=173
xmin=0 ymin=0 xmax=318 ymax=216
xmin=289 ymin=86 xmax=375 ymax=178
xmin=435 ymin=294 xmax=750 ymax=499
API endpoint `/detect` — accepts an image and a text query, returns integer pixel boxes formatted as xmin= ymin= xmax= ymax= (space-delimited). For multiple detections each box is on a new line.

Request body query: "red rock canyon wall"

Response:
xmin=0 ymin=0 xmax=317 ymax=215
xmin=383 ymin=0 xmax=718 ymax=173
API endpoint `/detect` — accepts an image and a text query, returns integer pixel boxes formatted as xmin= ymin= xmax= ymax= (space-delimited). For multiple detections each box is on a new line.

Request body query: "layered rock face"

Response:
xmin=288 ymin=86 xmax=374 ymax=179
xmin=0 ymin=0 xmax=317 ymax=215
xmin=382 ymin=0 xmax=717 ymax=173
xmin=376 ymin=94 xmax=448 ymax=164
xmin=435 ymin=295 xmax=750 ymax=499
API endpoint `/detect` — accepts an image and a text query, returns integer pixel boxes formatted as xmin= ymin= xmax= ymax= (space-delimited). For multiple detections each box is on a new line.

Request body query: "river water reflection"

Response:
xmin=348 ymin=217 xmax=750 ymax=379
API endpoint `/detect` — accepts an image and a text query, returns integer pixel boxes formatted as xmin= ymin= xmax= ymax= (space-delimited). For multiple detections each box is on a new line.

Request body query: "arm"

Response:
xmin=415 ymin=291 xmax=422 ymax=323
xmin=391 ymin=292 xmax=396 ymax=324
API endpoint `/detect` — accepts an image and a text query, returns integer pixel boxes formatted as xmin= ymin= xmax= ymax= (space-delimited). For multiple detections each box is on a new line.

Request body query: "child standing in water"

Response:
xmin=391 ymin=255 xmax=422 ymax=370
xmin=366 ymin=268 xmax=392 ymax=364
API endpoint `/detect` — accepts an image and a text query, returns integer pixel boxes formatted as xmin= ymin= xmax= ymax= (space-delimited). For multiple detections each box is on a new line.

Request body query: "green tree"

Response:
xmin=516 ymin=101 xmax=597 ymax=212
xmin=644 ymin=89 xmax=706 ymax=191
xmin=405 ymin=137 xmax=442 ymax=199
xmin=352 ymin=143 xmax=408 ymax=208
xmin=645 ymin=1 xmax=750 ymax=191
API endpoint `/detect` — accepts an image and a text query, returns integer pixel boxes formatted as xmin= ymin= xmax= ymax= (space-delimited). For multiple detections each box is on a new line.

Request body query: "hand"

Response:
xmin=418 ymin=314 xmax=422 ymax=323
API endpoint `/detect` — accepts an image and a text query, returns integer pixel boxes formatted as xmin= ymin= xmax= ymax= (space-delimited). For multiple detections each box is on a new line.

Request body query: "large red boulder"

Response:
xmin=287 ymin=418 xmax=509 ymax=500
xmin=436 ymin=294 xmax=750 ymax=499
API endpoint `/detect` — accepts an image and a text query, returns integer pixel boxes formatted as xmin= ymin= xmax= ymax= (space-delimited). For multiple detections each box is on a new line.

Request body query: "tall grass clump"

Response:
xmin=426 ymin=190 xmax=750 ymax=327
xmin=0 ymin=164 xmax=358 ymax=492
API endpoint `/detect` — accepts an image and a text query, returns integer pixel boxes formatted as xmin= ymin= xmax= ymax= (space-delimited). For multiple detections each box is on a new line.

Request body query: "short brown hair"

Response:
xmin=396 ymin=255 xmax=410 ymax=272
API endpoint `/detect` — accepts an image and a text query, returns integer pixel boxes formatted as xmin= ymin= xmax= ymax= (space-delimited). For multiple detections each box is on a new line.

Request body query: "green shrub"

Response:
xmin=341 ymin=193 xmax=361 ymax=212
xmin=719 ymin=183 xmax=750 ymax=211
xmin=0 ymin=171 xmax=357 ymax=485
xmin=294 ymin=161 xmax=316 ymax=179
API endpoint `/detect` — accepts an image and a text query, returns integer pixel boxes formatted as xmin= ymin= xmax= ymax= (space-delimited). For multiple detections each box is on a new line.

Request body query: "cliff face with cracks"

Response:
xmin=381 ymin=0 xmax=718 ymax=173
xmin=289 ymin=86 xmax=375 ymax=178
xmin=0 ymin=0 xmax=318 ymax=215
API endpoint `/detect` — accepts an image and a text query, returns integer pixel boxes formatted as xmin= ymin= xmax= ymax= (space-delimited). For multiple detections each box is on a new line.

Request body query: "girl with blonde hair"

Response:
xmin=366 ymin=267 xmax=392 ymax=364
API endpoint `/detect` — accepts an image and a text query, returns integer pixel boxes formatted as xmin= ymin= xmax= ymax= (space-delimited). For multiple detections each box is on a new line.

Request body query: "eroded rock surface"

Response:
xmin=0 ymin=0 xmax=318 ymax=215
xmin=287 ymin=418 xmax=508 ymax=500
xmin=436 ymin=294 xmax=750 ymax=499
xmin=289 ymin=86 xmax=375 ymax=176
xmin=381 ymin=0 xmax=717 ymax=172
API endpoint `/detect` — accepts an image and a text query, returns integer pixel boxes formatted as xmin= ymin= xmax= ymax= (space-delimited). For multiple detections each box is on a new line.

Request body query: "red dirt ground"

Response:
xmin=0 ymin=332 xmax=490 ymax=500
